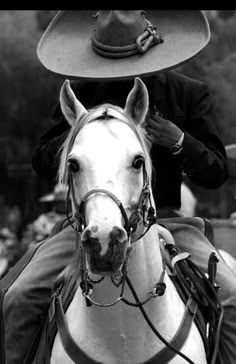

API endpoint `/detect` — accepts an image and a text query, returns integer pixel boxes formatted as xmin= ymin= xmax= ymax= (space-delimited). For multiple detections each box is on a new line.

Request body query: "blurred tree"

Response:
xmin=0 ymin=11 xmax=62 ymax=226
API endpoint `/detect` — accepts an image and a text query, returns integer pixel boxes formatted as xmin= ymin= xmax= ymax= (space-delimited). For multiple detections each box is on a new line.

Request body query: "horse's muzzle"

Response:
xmin=82 ymin=225 xmax=128 ymax=275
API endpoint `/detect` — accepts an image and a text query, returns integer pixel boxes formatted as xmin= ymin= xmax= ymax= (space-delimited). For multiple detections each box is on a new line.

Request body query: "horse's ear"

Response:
xmin=59 ymin=80 xmax=88 ymax=126
xmin=124 ymin=77 xmax=149 ymax=126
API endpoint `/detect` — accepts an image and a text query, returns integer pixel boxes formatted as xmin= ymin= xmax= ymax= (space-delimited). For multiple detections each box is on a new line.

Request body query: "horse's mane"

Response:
xmin=58 ymin=103 xmax=153 ymax=186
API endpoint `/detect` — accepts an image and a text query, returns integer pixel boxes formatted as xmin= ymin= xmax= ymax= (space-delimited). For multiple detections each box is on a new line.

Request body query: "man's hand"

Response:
xmin=145 ymin=111 xmax=183 ymax=148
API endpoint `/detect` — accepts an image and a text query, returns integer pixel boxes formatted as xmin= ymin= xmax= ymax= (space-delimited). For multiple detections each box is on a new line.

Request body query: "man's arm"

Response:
xmin=146 ymin=79 xmax=229 ymax=188
xmin=179 ymin=81 xmax=228 ymax=188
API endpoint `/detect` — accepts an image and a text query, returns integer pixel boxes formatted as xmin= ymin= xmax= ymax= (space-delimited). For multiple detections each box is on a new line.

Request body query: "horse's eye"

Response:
xmin=68 ymin=159 xmax=80 ymax=173
xmin=132 ymin=156 xmax=144 ymax=170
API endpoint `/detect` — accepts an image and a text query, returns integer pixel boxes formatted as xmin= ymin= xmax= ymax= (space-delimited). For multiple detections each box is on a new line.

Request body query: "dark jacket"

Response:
xmin=32 ymin=71 xmax=228 ymax=210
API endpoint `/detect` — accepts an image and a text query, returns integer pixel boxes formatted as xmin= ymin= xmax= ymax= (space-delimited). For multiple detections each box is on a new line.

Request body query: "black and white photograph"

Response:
xmin=0 ymin=10 xmax=236 ymax=364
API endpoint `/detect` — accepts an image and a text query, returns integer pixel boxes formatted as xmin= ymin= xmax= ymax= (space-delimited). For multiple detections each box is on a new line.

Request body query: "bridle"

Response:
xmin=67 ymin=165 xmax=156 ymax=238
xmin=52 ymin=151 xmax=199 ymax=364
xmin=53 ymin=166 xmax=198 ymax=364
xmin=65 ymin=164 xmax=161 ymax=307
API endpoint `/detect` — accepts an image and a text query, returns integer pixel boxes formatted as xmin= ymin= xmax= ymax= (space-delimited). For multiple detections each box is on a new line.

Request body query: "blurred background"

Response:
xmin=0 ymin=10 xmax=236 ymax=274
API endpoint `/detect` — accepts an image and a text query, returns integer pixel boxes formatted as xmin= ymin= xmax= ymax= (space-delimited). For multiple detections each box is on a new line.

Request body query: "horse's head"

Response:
xmin=59 ymin=78 xmax=153 ymax=276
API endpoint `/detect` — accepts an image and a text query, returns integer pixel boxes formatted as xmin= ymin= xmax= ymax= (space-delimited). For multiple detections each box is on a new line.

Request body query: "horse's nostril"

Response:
xmin=110 ymin=226 xmax=127 ymax=243
xmin=81 ymin=228 xmax=91 ymax=243
xmin=82 ymin=225 xmax=98 ymax=241
xmin=81 ymin=226 xmax=101 ymax=254
xmin=91 ymin=225 xmax=99 ymax=233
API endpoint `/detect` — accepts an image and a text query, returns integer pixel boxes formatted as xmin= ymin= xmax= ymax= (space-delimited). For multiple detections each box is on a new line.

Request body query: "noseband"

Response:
xmin=67 ymin=166 xmax=156 ymax=239
xmin=65 ymin=165 xmax=160 ymax=307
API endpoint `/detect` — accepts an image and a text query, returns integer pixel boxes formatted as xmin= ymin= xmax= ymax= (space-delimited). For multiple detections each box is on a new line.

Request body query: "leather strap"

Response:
xmin=55 ymin=292 xmax=197 ymax=364
xmin=146 ymin=297 xmax=198 ymax=363
xmin=55 ymin=294 xmax=101 ymax=364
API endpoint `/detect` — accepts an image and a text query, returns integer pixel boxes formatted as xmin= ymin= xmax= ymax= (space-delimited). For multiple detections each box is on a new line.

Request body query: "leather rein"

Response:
xmin=52 ymin=166 xmax=198 ymax=364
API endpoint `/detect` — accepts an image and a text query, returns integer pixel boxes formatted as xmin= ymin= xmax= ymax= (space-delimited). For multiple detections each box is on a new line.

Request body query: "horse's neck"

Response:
xmin=57 ymin=225 xmax=186 ymax=363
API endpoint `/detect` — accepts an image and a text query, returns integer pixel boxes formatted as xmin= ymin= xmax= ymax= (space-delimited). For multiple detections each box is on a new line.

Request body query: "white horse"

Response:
xmin=50 ymin=78 xmax=208 ymax=364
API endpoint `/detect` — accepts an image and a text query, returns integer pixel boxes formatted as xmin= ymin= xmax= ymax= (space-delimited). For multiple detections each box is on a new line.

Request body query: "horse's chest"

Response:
xmin=50 ymin=299 xmax=207 ymax=364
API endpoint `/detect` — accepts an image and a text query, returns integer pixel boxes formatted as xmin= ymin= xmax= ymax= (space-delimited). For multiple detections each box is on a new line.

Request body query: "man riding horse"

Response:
xmin=1 ymin=10 xmax=236 ymax=364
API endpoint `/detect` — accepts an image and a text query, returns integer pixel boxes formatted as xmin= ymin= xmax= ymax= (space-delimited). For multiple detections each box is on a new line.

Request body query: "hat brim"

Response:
xmin=37 ymin=10 xmax=210 ymax=81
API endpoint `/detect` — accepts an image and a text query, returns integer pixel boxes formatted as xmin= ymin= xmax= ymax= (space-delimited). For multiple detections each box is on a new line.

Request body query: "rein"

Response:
xmin=50 ymin=138 xmax=215 ymax=364
xmin=52 ymin=232 xmax=196 ymax=364
xmin=66 ymin=165 xmax=159 ymax=308
xmin=52 ymin=271 xmax=197 ymax=364
xmin=52 ymin=168 xmax=198 ymax=364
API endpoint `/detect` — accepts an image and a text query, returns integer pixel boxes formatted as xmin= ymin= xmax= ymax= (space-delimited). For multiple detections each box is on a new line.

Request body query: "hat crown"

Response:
xmin=95 ymin=10 xmax=147 ymax=47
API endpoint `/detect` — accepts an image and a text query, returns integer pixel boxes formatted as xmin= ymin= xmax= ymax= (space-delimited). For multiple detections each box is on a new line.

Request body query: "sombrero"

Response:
xmin=37 ymin=10 xmax=210 ymax=81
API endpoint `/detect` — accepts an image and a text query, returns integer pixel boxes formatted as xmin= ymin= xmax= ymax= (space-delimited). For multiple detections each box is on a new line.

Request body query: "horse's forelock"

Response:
xmin=58 ymin=103 xmax=152 ymax=185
